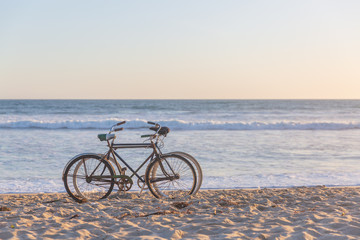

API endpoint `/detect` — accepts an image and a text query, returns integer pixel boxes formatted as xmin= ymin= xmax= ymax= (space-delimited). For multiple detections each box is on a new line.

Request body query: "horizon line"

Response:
xmin=0 ymin=98 xmax=360 ymax=101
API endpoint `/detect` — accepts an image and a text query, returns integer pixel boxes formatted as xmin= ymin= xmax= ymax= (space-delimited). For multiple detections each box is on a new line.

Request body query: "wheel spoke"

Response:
xmin=63 ymin=156 xmax=114 ymax=202
xmin=146 ymin=155 xmax=196 ymax=198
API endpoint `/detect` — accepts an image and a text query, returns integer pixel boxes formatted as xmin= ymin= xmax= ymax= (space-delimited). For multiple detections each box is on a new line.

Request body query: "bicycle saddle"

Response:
xmin=158 ymin=127 xmax=170 ymax=136
xmin=149 ymin=126 xmax=170 ymax=136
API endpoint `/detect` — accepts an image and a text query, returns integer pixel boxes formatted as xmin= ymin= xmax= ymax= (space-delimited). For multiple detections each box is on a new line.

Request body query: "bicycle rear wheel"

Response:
xmin=63 ymin=154 xmax=115 ymax=202
xmin=145 ymin=154 xmax=197 ymax=199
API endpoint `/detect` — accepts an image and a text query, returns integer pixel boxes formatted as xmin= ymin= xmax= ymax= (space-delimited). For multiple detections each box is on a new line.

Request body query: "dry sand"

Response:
xmin=1 ymin=186 xmax=360 ymax=239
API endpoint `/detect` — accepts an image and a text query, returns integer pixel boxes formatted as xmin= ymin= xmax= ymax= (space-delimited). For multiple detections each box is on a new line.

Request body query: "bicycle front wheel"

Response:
xmin=63 ymin=154 xmax=115 ymax=202
xmin=168 ymin=151 xmax=203 ymax=194
xmin=145 ymin=154 xmax=197 ymax=199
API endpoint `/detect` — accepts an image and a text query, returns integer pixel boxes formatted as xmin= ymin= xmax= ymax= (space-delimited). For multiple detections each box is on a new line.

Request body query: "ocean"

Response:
xmin=0 ymin=99 xmax=360 ymax=193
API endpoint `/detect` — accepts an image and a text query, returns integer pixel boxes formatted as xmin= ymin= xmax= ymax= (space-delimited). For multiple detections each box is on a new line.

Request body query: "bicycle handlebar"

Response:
xmin=114 ymin=127 xmax=123 ymax=132
xmin=141 ymin=134 xmax=154 ymax=138
xmin=117 ymin=121 xmax=126 ymax=126
xmin=107 ymin=121 xmax=164 ymax=141
xmin=148 ymin=121 xmax=160 ymax=129
xmin=140 ymin=121 xmax=163 ymax=140
xmin=109 ymin=121 xmax=126 ymax=133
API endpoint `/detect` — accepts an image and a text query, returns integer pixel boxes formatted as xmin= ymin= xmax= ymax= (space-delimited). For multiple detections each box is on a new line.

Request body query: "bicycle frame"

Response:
xmin=101 ymin=138 xmax=163 ymax=185
xmin=81 ymin=121 xmax=179 ymax=192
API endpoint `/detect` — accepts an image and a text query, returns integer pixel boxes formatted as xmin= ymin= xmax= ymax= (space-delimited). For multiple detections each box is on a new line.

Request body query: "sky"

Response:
xmin=1 ymin=0 xmax=359 ymax=99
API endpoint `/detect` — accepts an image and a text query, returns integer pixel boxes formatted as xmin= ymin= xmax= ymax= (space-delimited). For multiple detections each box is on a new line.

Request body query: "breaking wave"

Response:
xmin=0 ymin=119 xmax=359 ymax=130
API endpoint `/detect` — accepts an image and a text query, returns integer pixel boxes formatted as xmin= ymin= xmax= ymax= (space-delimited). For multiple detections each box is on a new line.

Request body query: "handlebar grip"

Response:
xmin=117 ymin=121 xmax=126 ymax=126
xmin=141 ymin=134 xmax=153 ymax=138
xmin=149 ymin=126 xmax=159 ymax=131
xmin=114 ymin=127 xmax=123 ymax=132
xmin=147 ymin=121 xmax=156 ymax=125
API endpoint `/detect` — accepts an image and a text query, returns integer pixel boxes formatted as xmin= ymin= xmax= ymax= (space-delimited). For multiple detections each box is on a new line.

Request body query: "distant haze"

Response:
xmin=1 ymin=0 xmax=359 ymax=99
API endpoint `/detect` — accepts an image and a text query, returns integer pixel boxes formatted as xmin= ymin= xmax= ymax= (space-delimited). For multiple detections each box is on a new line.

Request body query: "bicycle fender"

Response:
xmin=62 ymin=153 xmax=102 ymax=182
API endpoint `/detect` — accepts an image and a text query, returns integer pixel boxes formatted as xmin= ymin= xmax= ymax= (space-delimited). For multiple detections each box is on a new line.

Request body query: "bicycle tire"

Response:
xmin=168 ymin=151 xmax=203 ymax=194
xmin=63 ymin=154 xmax=115 ymax=202
xmin=145 ymin=154 xmax=197 ymax=199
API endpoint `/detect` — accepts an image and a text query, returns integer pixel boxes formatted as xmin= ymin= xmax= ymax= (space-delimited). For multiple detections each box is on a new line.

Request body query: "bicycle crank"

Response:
xmin=114 ymin=175 xmax=133 ymax=192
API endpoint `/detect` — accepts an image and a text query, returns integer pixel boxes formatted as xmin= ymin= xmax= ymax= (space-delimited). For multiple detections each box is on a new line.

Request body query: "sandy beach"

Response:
xmin=1 ymin=186 xmax=360 ymax=239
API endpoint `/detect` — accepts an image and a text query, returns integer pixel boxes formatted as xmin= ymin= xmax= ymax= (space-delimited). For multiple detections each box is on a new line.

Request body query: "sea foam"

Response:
xmin=2 ymin=171 xmax=360 ymax=194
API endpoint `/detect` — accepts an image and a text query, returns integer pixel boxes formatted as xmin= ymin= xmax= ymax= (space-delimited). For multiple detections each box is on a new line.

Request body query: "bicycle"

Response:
xmin=62 ymin=121 xmax=203 ymax=202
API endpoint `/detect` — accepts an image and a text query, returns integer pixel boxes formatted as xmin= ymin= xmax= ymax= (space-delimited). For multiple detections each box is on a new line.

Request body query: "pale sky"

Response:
xmin=1 ymin=0 xmax=359 ymax=99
